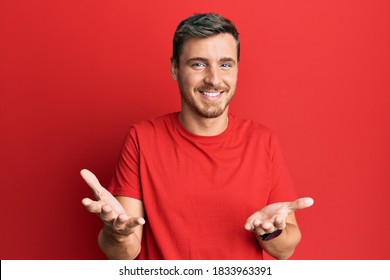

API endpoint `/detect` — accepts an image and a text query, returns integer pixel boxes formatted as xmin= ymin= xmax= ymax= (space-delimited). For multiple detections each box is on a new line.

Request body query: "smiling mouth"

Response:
xmin=200 ymin=91 xmax=223 ymax=97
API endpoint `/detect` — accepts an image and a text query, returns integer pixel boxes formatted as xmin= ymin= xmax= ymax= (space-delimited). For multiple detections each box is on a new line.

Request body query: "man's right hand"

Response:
xmin=80 ymin=169 xmax=145 ymax=238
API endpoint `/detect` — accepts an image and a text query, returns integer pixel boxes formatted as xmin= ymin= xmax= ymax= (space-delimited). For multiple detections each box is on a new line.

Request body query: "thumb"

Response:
xmin=80 ymin=169 xmax=105 ymax=200
xmin=289 ymin=197 xmax=314 ymax=211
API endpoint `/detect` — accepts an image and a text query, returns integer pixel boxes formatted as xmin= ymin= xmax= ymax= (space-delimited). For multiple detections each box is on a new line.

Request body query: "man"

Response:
xmin=81 ymin=13 xmax=314 ymax=260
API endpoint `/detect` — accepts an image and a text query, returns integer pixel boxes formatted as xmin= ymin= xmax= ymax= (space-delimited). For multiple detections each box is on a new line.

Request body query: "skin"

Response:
xmin=171 ymin=33 xmax=238 ymax=136
xmin=81 ymin=169 xmax=144 ymax=260
xmin=81 ymin=33 xmax=314 ymax=260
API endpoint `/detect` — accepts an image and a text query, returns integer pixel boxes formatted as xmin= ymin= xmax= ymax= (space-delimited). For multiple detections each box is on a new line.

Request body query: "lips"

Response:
xmin=197 ymin=87 xmax=227 ymax=99
xmin=200 ymin=91 xmax=223 ymax=97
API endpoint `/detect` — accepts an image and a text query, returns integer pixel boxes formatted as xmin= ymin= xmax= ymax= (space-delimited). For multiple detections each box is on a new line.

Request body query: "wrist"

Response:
xmin=98 ymin=228 xmax=141 ymax=260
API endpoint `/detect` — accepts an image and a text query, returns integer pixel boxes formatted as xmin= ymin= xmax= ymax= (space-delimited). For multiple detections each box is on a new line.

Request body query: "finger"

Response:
xmin=253 ymin=222 xmax=268 ymax=236
xmin=244 ymin=218 xmax=256 ymax=231
xmin=274 ymin=216 xmax=286 ymax=229
xmin=100 ymin=204 xmax=115 ymax=222
xmin=245 ymin=210 xmax=264 ymax=231
xmin=113 ymin=215 xmax=145 ymax=232
xmin=261 ymin=221 xmax=275 ymax=233
xmin=80 ymin=169 xmax=105 ymax=200
xmin=255 ymin=228 xmax=266 ymax=236
xmin=81 ymin=198 xmax=104 ymax=214
xmin=253 ymin=219 xmax=262 ymax=227
xmin=112 ymin=213 xmax=129 ymax=228
xmin=246 ymin=219 xmax=273 ymax=235
xmin=289 ymin=197 xmax=314 ymax=211
xmin=244 ymin=223 xmax=252 ymax=231
xmin=124 ymin=216 xmax=146 ymax=228
xmin=81 ymin=197 xmax=93 ymax=207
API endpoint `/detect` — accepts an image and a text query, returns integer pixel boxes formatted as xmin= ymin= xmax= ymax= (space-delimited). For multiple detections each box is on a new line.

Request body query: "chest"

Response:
xmin=139 ymin=138 xmax=272 ymax=219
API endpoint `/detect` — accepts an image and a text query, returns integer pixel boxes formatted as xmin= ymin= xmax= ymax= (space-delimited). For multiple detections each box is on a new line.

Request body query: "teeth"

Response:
xmin=202 ymin=92 xmax=221 ymax=97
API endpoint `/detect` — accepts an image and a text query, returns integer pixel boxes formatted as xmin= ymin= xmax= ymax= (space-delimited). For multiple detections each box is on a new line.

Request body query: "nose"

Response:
xmin=204 ymin=66 xmax=221 ymax=87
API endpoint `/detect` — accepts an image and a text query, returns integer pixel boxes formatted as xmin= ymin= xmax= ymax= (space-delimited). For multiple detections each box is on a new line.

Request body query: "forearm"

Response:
xmin=257 ymin=223 xmax=302 ymax=260
xmin=98 ymin=227 xmax=141 ymax=260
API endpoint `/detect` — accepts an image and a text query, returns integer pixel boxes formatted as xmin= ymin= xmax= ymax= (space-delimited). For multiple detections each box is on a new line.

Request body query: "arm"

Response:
xmin=81 ymin=169 xmax=145 ymax=260
xmin=244 ymin=197 xmax=314 ymax=260
xmin=97 ymin=196 xmax=144 ymax=259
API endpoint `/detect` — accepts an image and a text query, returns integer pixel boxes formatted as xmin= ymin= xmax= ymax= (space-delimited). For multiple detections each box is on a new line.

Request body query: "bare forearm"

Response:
xmin=98 ymin=227 xmax=141 ymax=260
xmin=258 ymin=223 xmax=302 ymax=260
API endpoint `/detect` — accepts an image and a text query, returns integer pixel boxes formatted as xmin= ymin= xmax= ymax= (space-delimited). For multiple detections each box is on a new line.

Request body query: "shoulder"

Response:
xmin=228 ymin=114 xmax=282 ymax=155
xmin=126 ymin=112 xmax=176 ymax=140
xmin=230 ymin=114 xmax=275 ymax=138
xmin=132 ymin=113 xmax=174 ymax=128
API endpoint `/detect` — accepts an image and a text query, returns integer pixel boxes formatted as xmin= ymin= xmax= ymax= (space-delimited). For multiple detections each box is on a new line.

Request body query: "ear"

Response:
xmin=170 ymin=58 xmax=178 ymax=81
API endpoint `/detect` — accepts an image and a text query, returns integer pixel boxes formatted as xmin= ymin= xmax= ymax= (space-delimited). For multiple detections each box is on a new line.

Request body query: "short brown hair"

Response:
xmin=172 ymin=13 xmax=240 ymax=64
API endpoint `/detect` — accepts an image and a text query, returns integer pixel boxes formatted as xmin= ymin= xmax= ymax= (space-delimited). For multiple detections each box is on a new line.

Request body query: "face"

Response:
xmin=171 ymin=33 xmax=238 ymax=119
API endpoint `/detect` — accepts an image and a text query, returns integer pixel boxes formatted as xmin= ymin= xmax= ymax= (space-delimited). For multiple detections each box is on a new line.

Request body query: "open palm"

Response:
xmin=244 ymin=197 xmax=314 ymax=235
xmin=81 ymin=169 xmax=144 ymax=236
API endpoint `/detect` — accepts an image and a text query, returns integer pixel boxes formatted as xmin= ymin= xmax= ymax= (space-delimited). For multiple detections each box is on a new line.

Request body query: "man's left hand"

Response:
xmin=244 ymin=197 xmax=314 ymax=236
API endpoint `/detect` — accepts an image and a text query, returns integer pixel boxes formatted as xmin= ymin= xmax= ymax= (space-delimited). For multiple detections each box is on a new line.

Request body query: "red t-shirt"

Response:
xmin=108 ymin=113 xmax=297 ymax=259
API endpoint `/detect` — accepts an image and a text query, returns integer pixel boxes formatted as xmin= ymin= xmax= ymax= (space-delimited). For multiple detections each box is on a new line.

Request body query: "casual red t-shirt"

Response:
xmin=108 ymin=112 xmax=297 ymax=259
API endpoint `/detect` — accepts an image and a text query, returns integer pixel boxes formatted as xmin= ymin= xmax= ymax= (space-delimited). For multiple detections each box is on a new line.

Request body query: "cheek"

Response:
xmin=222 ymin=74 xmax=237 ymax=88
xmin=180 ymin=72 xmax=203 ymax=88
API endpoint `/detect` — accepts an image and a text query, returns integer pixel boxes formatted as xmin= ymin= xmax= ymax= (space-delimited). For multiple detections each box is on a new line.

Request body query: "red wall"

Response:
xmin=1 ymin=0 xmax=389 ymax=259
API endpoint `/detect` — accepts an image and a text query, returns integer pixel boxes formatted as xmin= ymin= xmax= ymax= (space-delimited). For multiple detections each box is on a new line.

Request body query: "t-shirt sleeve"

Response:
xmin=267 ymin=133 xmax=298 ymax=204
xmin=108 ymin=126 xmax=143 ymax=200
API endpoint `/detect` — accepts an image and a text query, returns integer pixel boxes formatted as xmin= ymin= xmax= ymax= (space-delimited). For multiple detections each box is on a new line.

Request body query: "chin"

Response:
xmin=196 ymin=106 xmax=227 ymax=118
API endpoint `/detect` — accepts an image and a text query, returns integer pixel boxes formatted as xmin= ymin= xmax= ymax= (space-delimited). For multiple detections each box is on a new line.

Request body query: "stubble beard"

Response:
xmin=178 ymin=78 xmax=235 ymax=119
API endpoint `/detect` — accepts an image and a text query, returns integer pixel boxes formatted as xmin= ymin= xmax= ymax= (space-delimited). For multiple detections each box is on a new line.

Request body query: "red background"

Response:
xmin=1 ymin=0 xmax=389 ymax=259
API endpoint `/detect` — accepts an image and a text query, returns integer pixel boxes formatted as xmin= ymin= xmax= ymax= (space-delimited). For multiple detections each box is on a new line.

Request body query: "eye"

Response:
xmin=220 ymin=63 xmax=232 ymax=70
xmin=191 ymin=62 xmax=206 ymax=70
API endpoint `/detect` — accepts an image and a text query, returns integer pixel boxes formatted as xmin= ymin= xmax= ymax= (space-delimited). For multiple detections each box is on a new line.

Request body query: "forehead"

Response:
xmin=179 ymin=33 xmax=238 ymax=62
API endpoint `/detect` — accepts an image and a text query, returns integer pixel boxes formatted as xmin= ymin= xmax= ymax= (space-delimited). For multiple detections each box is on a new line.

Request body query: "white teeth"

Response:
xmin=202 ymin=92 xmax=221 ymax=97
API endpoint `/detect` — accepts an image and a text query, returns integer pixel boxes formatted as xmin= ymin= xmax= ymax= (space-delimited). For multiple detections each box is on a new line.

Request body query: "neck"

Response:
xmin=178 ymin=108 xmax=229 ymax=136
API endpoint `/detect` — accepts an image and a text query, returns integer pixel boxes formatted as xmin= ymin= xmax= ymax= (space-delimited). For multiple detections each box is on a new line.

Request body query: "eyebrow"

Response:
xmin=219 ymin=57 xmax=236 ymax=63
xmin=186 ymin=57 xmax=236 ymax=64
xmin=186 ymin=57 xmax=208 ymax=63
